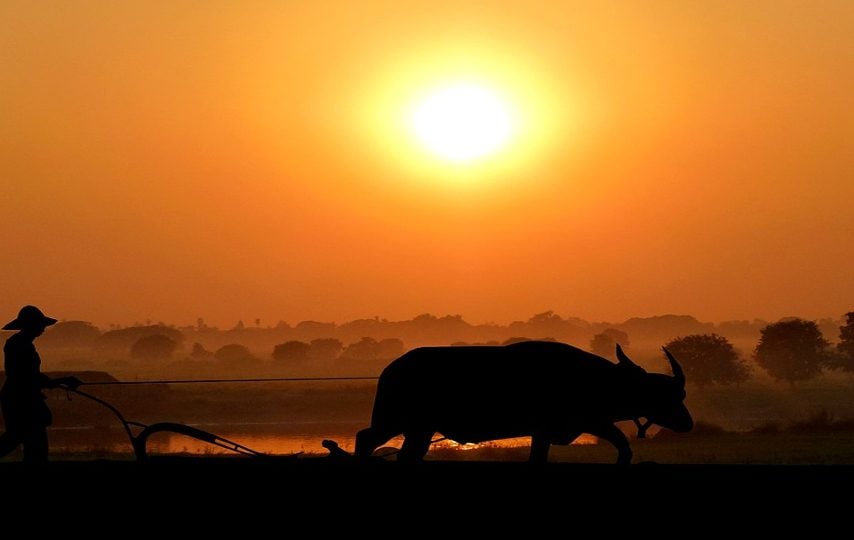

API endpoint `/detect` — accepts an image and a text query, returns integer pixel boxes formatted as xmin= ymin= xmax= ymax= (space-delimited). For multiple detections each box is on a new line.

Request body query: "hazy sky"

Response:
xmin=2 ymin=1 xmax=852 ymax=328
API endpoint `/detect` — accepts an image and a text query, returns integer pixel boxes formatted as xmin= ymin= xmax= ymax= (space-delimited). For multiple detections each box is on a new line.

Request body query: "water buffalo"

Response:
xmin=355 ymin=341 xmax=692 ymax=463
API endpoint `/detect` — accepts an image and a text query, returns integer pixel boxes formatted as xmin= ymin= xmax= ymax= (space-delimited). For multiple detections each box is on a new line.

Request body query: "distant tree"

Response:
xmin=664 ymin=334 xmax=749 ymax=388
xmin=505 ymin=311 xmax=588 ymax=343
xmin=528 ymin=311 xmax=563 ymax=325
xmin=377 ymin=338 xmax=405 ymax=359
xmin=754 ymin=319 xmax=831 ymax=384
xmin=272 ymin=340 xmax=311 ymax=363
xmin=590 ymin=329 xmax=630 ymax=358
xmin=189 ymin=342 xmax=212 ymax=360
xmin=294 ymin=320 xmax=337 ymax=339
xmin=308 ymin=338 xmax=344 ymax=362
xmin=130 ymin=334 xmax=179 ymax=361
xmin=95 ymin=325 xmax=183 ymax=355
xmin=341 ymin=337 xmax=380 ymax=362
xmin=214 ymin=344 xmax=254 ymax=364
xmin=40 ymin=321 xmax=101 ymax=349
xmin=833 ymin=312 xmax=854 ymax=372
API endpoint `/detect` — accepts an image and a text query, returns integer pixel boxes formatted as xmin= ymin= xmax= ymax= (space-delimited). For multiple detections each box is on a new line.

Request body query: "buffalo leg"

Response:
xmin=398 ymin=431 xmax=433 ymax=462
xmin=355 ymin=426 xmax=398 ymax=458
xmin=588 ymin=424 xmax=632 ymax=465
xmin=529 ymin=436 xmax=551 ymax=463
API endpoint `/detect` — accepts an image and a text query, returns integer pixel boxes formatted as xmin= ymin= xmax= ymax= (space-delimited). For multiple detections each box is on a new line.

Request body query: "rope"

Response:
xmin=79 ymin=376 xmax=379 ymax=386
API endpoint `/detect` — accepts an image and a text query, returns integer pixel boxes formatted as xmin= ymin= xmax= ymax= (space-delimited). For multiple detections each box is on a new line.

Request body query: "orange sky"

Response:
xmin=2 ymin=1 xmax=853 ymax=328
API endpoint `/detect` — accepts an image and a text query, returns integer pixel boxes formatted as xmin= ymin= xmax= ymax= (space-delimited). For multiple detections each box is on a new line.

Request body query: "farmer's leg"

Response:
xmin=0 ymin=430 xmax=22 ymax=458
xmin=0 ymin=400 xmax=23 ymax=458
xmin=22 ymin=425 xmax=48 ymax=463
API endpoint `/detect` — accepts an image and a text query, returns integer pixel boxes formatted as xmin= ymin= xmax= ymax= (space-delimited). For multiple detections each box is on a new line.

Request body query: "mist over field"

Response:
xmin=4 ymin=310 xmax=853 ymax=462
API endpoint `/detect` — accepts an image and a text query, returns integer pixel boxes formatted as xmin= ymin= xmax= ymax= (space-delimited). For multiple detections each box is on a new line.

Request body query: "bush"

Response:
xmin=590 ymin=329 xmax=629 ymax=358
xmin=665 ymin=334 xmax=749 ymax=387
xmin=130 ymin=334 xmax=179 ymax=361
xmin=272 ymin=341 xmax=310 ymax=363
xmin=754 ymin=319 xmax=831 ymax=383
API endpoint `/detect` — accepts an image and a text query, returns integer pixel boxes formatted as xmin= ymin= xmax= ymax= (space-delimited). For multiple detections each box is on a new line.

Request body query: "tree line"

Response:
xmin=639 ymin=313 xmax=854 ymax=387
xmin=132 ymin=312 xmax=854 ymax=385
xmin=131 ymin=335 xmax=406 ymax=367
xmin=31 ymin=311 xmax=854 ymax=385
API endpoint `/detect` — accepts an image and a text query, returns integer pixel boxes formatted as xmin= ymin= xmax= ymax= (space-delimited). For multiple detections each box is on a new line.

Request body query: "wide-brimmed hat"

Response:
xmin=2 ymin=305 xmax=58 ymax=330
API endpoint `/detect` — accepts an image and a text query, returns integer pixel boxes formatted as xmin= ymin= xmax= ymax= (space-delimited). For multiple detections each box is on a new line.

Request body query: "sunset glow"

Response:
xmin=1 ymin=2 xmax=853 ymax=327
xmin=409 ymin=83 xmax=514 ymax=163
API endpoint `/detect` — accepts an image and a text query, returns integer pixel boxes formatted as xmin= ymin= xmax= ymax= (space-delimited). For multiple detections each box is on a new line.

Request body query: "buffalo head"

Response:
xmin=616 ymin=344 xmax=693 ymax=433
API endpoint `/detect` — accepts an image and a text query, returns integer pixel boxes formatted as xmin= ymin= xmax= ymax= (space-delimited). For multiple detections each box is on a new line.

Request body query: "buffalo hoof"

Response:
xmin=322 ymin=439 xmax=353 ymax=460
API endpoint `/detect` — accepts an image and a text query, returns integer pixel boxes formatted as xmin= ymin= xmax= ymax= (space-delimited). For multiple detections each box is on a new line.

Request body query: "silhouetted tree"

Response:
xmin=833 ymin=312 xmax=854 ymax=372
xmin=189 ymin=342 xmax=212 ymax=360
xmin=295 ymin=320 xmax=337 ymax=339
xmin=130 ymin=334 xmax=179 ymax=361
xmin=619 ymin=315 xmax=713 ymax=342
xmin=308 ymin=338 xmax=343 ymax=362
xmin=505 ymin=311 xmax=589 ymax=344
xmin=272 ymin=340 xmax=310 ymax=362
xmin=754 ymin=319 xmax=831 ymax=384
xmin=40 ymin=321 xmax=101 ymax=349
xmin=377 ymin=338 xmax=405 ymax=359
xmin=214 ymin=344 xmax=254 ymax=363
xmin=95 ymin=325 xmax=183 ymax=355
xmin=529 ymin=311 xmax=562 ymax=325
xmin=341 ymin=337 xmax=380 ymax=362
xmin=664 ymin=334 xmax=749 ymax=388
xmin=590 ymin=329 xmax=630 ymax=358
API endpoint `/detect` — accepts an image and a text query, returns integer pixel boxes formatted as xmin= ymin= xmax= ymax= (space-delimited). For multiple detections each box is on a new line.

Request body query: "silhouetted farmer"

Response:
xmin=0 ymin=306 xmax=80 ymax=462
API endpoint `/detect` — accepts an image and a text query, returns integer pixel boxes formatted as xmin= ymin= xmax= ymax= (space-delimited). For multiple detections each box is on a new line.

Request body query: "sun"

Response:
xmin=409 ymin=83 xmax=514 ymax=163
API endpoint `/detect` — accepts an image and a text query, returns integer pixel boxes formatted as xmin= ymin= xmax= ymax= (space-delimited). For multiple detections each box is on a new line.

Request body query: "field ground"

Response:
xmin=429 ymin=431 xmax=854 ymax=465
xmin=4 ymin=430 xmax=852 ymax=528
xmin=8 ymin=429 xmax=851 ymax=465
xmin=1 ymin=457 xmax=850 ymax=530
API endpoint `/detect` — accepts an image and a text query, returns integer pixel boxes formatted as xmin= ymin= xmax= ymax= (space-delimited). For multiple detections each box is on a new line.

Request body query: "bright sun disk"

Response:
xmin=410 ymin=83 xmax=513 ymax=163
